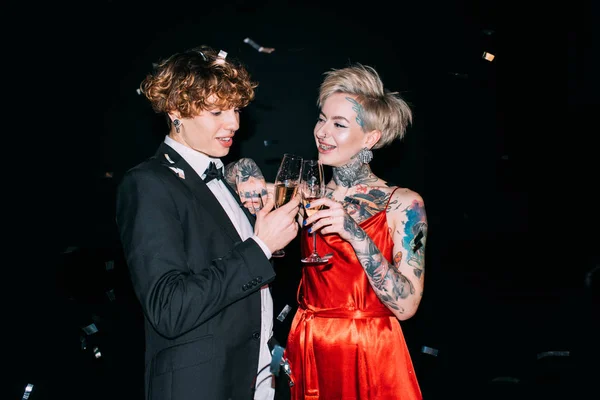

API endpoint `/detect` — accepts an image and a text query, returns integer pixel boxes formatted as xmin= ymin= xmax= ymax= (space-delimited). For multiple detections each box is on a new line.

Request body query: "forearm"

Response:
xmin=128 ymin=238 xmax=274 ymax=338
xmin=347 ymin=228 xmax=420 ymax=319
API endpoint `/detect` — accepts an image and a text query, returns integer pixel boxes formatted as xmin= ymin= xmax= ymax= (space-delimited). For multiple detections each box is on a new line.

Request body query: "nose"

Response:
xmin=223 ymin=109 xmax=240 ymax=132
xmin=315 ymin=124 xmax=328 ymax=139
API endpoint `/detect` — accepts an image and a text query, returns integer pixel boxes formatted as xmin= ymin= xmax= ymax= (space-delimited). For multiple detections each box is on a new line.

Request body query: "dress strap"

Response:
xmin=386 ymin=186 xmax=401 ymax=209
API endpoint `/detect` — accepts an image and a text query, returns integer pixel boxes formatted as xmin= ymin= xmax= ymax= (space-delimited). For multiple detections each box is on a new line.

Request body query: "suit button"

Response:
xmin=256 ymin=276 xmax=263 ymax=283
xmin=252 ymin=331 xmax=260 ymax=340
xmin=242 ymin=284 xmax=249 ymax=291
xmin=251 ymin=278 xmax=258 ymax=285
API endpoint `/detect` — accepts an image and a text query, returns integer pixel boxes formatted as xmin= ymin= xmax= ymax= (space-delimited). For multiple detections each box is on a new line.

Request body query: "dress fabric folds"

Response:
xmin=286 ymin=196 xmax=422 ymax=400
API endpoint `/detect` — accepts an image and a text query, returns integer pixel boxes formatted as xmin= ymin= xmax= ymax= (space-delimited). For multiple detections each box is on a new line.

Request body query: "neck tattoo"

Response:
xmin=333 ymin=156 xmax=375 ymax=187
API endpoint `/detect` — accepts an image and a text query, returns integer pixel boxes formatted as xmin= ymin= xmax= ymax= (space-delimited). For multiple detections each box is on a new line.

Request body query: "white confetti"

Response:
xmin=169 ymin=166 xmax=185 ymax=179
xmin=22 ymin=384 xmax=34 ymax=400
xmin=243 ymin=37 xmax=275 ymax=54
xmin=277 ymin=304 xmax=292 ymax=322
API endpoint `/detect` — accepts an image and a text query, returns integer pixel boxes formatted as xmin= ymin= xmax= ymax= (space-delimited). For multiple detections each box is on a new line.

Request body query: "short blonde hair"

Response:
xmin=317 ymin=64 xmax=412 ymax=149
xmin=140 ymin=45 xmax=257 ymax=119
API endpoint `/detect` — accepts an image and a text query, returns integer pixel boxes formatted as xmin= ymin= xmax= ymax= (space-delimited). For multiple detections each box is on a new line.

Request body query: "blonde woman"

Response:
xmin=285 ymin=64 xmax=427 ymax=400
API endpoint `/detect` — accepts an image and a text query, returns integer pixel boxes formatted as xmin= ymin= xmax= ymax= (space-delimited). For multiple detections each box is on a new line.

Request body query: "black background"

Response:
xmin=9 ymin=1 xmax=598 ymax=399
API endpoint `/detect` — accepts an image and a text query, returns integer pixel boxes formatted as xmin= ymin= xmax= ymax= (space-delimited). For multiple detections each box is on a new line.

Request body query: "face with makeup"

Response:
xmin=169 ymin=96 xmax=240 ymax=158
xmin=314 ymin=92 xmax=379 ymax=167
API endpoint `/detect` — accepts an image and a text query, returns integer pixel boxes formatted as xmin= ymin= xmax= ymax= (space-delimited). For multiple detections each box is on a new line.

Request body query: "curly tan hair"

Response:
xmin=140 ymin=45 xmax=258 ymax=119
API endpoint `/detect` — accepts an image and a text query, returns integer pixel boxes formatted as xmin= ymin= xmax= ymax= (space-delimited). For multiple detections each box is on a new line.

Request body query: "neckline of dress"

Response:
xmin=358 ymin=209 xmax=386 ymax=226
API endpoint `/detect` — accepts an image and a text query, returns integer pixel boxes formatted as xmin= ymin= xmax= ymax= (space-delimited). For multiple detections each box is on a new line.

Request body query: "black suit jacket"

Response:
xmin=116 ymin=142 xmax=276 ymax=400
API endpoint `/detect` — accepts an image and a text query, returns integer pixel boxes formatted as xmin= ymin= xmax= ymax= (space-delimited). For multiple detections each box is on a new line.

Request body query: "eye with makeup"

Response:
xmin=316 ymin=116 xmax=347 ymax=129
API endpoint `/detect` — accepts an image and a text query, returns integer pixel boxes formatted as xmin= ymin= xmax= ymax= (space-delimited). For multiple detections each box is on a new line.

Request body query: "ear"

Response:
xmin=167 ymin=113 xmax=181 ymax=123
xmin=365 ymin=129 xmax=382 ymax=149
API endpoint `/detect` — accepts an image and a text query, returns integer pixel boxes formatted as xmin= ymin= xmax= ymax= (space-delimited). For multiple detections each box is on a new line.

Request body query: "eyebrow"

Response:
xmin=319 ymin=111 xmax=350 ymax=124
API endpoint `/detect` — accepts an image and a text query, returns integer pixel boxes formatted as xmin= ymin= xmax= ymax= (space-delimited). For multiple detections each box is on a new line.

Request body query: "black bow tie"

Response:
xmin=203 ymin=162 xmax=224 ymax=183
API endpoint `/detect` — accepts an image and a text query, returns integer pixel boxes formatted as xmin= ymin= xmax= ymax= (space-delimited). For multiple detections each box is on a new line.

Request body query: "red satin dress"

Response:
xmin=285 ymin=199 xmax=422 ymax=400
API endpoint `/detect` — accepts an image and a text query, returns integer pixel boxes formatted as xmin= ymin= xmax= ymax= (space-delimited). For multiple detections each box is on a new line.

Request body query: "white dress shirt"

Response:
xmin=165 ymin=136 xmax=275 ymax=400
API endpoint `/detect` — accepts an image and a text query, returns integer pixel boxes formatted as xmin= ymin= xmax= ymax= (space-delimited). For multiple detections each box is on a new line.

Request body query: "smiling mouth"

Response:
xmin=217 ymin=137 xmax=232 ymax=142
xmin=319 ymin=143 xmax=336 ymax=150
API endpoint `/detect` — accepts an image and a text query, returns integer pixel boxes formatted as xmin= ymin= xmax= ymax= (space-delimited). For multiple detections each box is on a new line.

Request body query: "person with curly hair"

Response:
xmin=116 ymin=45 xmax=300 ymax=400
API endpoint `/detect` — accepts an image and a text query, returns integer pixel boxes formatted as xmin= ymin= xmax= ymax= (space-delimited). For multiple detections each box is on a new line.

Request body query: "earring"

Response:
xmin=357 ymin=147 xmax=373 ymax=164
xmin=173 ymin=119 xmax=181 ymax=133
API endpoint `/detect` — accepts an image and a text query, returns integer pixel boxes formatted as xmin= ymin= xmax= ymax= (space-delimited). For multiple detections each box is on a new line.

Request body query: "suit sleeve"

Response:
xmin=116 ymin=168 xmax=275 ymax=339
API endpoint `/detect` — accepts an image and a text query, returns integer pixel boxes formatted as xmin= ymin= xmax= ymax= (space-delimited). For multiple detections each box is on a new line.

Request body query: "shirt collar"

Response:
xmin=164 ymin=135 xmax=224 ymax=179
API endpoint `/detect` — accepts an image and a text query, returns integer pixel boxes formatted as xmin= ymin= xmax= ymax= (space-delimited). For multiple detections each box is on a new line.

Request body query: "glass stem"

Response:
xmin=312 ymin=230 xmax=318 ymax=256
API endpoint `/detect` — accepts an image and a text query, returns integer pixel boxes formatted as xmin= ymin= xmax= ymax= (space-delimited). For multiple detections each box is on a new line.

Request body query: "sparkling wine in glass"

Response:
xmin=272 ymin=153 xmax=303 ymax=257
xmin=300 ymin=160 xmax=330 ymax=264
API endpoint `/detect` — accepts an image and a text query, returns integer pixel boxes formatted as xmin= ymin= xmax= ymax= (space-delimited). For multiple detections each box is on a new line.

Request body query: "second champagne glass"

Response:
xmin=300 ymin=160 xmax=330 ymax=264
xmin=272 ymin=153 xmax=303 ymax=257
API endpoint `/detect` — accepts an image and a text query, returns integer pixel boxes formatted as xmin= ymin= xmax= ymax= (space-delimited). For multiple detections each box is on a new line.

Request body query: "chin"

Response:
xmin=318 ymin=152 xmax=339 ymax=167
xmin=211 ymin=147 xmax=230 ymax=158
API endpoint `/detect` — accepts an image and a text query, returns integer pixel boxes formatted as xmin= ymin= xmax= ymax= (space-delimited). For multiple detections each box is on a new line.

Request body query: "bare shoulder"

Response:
xmin=385 ymin=186 xmax=426 ymax=230
xmin=383 ymin=186 xmax=423 ymax=211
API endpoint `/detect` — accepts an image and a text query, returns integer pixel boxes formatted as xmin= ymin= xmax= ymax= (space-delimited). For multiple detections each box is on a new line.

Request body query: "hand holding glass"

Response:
xmin=301 ymin=160 xmax=330 ymax=264
xmin=272 ymin=153 xmax=303 ymax=257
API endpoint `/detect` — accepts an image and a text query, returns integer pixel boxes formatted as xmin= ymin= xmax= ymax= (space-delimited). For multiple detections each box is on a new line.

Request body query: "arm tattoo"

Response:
xmin=343 ymin=215 xmax=366 ymax=240
xmin=353 ymin=229 xmax=415 ymax=314
xmin=359 ymin=241 xmax=386 ymax=289
xmin=401 ymin=199 xmax=427 ymax=278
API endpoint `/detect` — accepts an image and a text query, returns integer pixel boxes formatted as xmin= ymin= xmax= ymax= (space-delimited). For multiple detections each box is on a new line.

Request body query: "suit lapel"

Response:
xmin=156 ymin=143 xmax=243 ymax=242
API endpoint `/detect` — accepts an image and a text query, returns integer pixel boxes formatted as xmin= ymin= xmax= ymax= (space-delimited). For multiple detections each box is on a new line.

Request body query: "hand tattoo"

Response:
xmin=224 ymin=158 xmax=265 ymax=189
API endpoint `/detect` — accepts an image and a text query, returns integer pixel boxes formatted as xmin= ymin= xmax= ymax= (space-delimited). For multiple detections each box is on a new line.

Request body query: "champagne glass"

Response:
xmin=300 ymin=160 xmax=330 ymax=264
xmin=272 ymin=153 xmax=303 ymax=257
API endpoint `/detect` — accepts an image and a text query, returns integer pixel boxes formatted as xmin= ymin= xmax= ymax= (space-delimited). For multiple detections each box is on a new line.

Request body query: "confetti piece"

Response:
xmin=82 ymin=323 xmax=98 ymax=335
xmin=263 ymin=140 xmax=279 ymax=146
xmin=93 ymin=346 xmax=102 ymax=359
xmin=63 ymin=246 xmax=78 ymax=254
xmin=169 ymin=166 xmax=185 ymax=179
xmin=105 ymin=260 xmax=114 ymax=271
xmin=106 ymin=289 xmax=116 ymax=302
xmin=537 ymin=350 xmax=570 ymax=360
xmin=21 ymin=384 xmax=34 ymax=400
xmin=449 ymin=72 xmax=468 ymax=79
xmin=585 ymin=265 xmax=599 ymax=288
xmin=421 ymin=346 xmax=439 ymax=356
xmin=243 ymin=37 xmax=275 ymax=54
xmin=482 ymin=51 xmax=495 ymax=62
xmin=136 ymin=88 xmax=142 ymax=95
xmin=277 ymin=304 xmax=292 ymax=322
